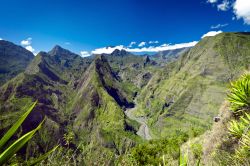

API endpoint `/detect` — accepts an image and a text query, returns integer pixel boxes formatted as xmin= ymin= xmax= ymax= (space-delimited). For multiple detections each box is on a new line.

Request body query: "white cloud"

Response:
xmin=21 ymin=37 xmax=32 ymax=46
xmin=0 ymin=38 xmax=2 ymax=40
xmin=202 ymin=30 xmax=223 ymax=38
xmin=207 ymin=0 xmax=218 ymax=3
xmin=128 ymin=41 xmax=136 ymax=47
xmin=211 ymin=23 xmax=228 ymax=29
xmin=138 ymin=42 xmax=146 ymax=47
xmin=91 ymin=41 xmax=198 ymax=54
xmin=217 ymin=0 xmax=230 ymax=11
xmin=208 ymin=0 xmax=250 ymax=25
xmin=64 ymin=42 xmax=71 ymax=45
xmin=233 ymin=0 xmax=250 ymax=24
xmin=21 ymin=37 xmax=35 ymax=54
xmin=25 ymin=45 xmax=35 ymax=53
xmin=149 ymin=41 xmax=159 ymax=44
xmin=80 ymin=51 xmax=91 ymax=57
xmin=92 ymin=45 xmax=125 ymax=54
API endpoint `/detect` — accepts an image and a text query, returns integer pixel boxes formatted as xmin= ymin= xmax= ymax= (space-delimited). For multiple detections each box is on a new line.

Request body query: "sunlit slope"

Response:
xmin=135 ymin=32 xmax=250 ymax=137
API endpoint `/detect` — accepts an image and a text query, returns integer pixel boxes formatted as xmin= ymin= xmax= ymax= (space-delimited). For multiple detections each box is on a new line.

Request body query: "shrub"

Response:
xmin=129 ymin=134 xmax=188 ymax=165
xmin=228 ymin=73 xmax=250 ymax=114
xmin=228 ymin=113 xmax=250 ymax=139
xmin=228 ymin=113 xmax=250 ymax=164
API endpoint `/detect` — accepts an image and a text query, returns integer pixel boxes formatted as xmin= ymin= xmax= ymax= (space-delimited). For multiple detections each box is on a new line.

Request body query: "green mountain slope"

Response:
xmin=150 ymin=47 xmax=191 ymax=66
xmin=0 ymin=48 xmax=141 ymax=164
xmin=69 ymin=55 xmax=141 ymax=164
xmin=99 ymin=49 xmax=158 ymax=88
xmin=0 ymin=46 xmax=91 ymax=155
xmin=133 ymin=32 xmax=250 ymax=138
xmin=0 ymin=40 xmax=34 ymax=86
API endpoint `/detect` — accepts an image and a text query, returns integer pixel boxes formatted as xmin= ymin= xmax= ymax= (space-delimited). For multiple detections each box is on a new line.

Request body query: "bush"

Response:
xmin=228 ymin=73 xmax=250 ymax=114
xmin=128 ymin=133 xmax=188 ymax=165
xmin=227 ymin=73 xmax=250 ymax=164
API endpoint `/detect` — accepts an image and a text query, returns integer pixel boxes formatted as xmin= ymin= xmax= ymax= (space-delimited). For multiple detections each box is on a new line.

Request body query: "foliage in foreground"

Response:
xmin=226 ymin=73 xmax=250 ymax=165
xmin=119 ymin=133 xmax=188 ymax=166
xmin=228 ymin=73 xmax=250 ymax=114
xmin=228 ymin=113 xmax=250 ymax=164
xmin=208 ymin=73 xmax=250 ymax=165
xmin=0 ymin=101 xmax=58 ymax=165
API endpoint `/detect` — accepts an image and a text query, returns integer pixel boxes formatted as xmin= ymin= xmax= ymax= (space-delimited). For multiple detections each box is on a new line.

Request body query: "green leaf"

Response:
xmin=0 ymin=119 xmax=44 ymax=165
xmin=196 ymin=158 xmax=201 ymax=166
xmin=0 ymin=101 xmax=37 ymax=150
xmin=179 ymin=148 xmax=188 ymax=166
xmin=28 ymin=145 xmax=59 ymax=166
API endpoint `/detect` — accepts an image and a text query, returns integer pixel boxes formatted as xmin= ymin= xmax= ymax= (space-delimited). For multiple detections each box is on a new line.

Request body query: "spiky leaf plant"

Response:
xmin=179 ymin=148 xmax=188 ymax=166
xmin=234 ymin=132 xmax=250 ymax=162
xmin=228 ymin=113 xmax=250 ymax=139
xmin=228 ymin=113 xmax=250 ymax=164
xmin=228 ymin=73 xmax=250 ymax=114
xmin=0 ymin=101 xmax=58 ymax=165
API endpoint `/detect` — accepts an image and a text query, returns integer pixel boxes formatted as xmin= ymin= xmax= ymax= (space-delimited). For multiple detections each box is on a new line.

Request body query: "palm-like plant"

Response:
xmin=0 ymin=101 xmax=58 ymax=165
xmin=235 ymin=132 xmax=250 ymax=162
xmin=228 ymin=113 xmax=250 ymax=139
xmin=228 ymin=113 xmax=250 ymax=163
xmin=228 ymin=73 xmax=250 ymax=114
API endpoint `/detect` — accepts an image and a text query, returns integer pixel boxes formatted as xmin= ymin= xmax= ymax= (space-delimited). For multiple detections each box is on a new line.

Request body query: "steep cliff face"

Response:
xmin=68 ymin=55 xmax=140 ymax=163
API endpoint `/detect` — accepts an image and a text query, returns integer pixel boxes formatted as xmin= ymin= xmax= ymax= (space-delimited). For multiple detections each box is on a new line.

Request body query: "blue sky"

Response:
xmin=0 ymin=0 xmax=249 ymax=56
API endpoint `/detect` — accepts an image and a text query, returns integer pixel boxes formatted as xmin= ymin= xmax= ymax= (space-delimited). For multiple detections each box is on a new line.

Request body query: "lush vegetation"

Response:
xmin=227 ymin=73 xmax=250 ymax=164
xmin=181 ymin=72 xmax=250 ymax=165
xmin=124 ymin=134 xmax=188 ymax=165
xmin=228 ymin=73 xmax=250 ymax=114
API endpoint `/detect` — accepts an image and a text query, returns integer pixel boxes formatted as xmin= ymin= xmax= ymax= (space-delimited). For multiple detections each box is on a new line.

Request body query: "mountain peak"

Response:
xmin=52 ymin=45 xmax=63 ymax=51
xmin=48 ymin=45 xmax=78 ymax=58
xmin=110 ymin=49 xmax=130 ymax=56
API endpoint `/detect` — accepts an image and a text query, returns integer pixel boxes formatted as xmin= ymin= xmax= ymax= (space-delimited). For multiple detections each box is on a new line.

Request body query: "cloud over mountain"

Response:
xmin=20 ymin=37 xmax=35 ymax=54
xmin=91 ymin=30 xmax=227 ymax=54
xmin=91 ymin=41 xmax=198 ymax=54
xmin=80 ymin=51 xmax=91 ymax=57
xmin=138 ymin=42 xmax=146 ymax=47
xmin=128 ymin=41 xmax=136 ymax=47
xmin=21 ymin=37 xmax=32 ymax=46
xmin=202 ymin=30 xmax=223 ymax=38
